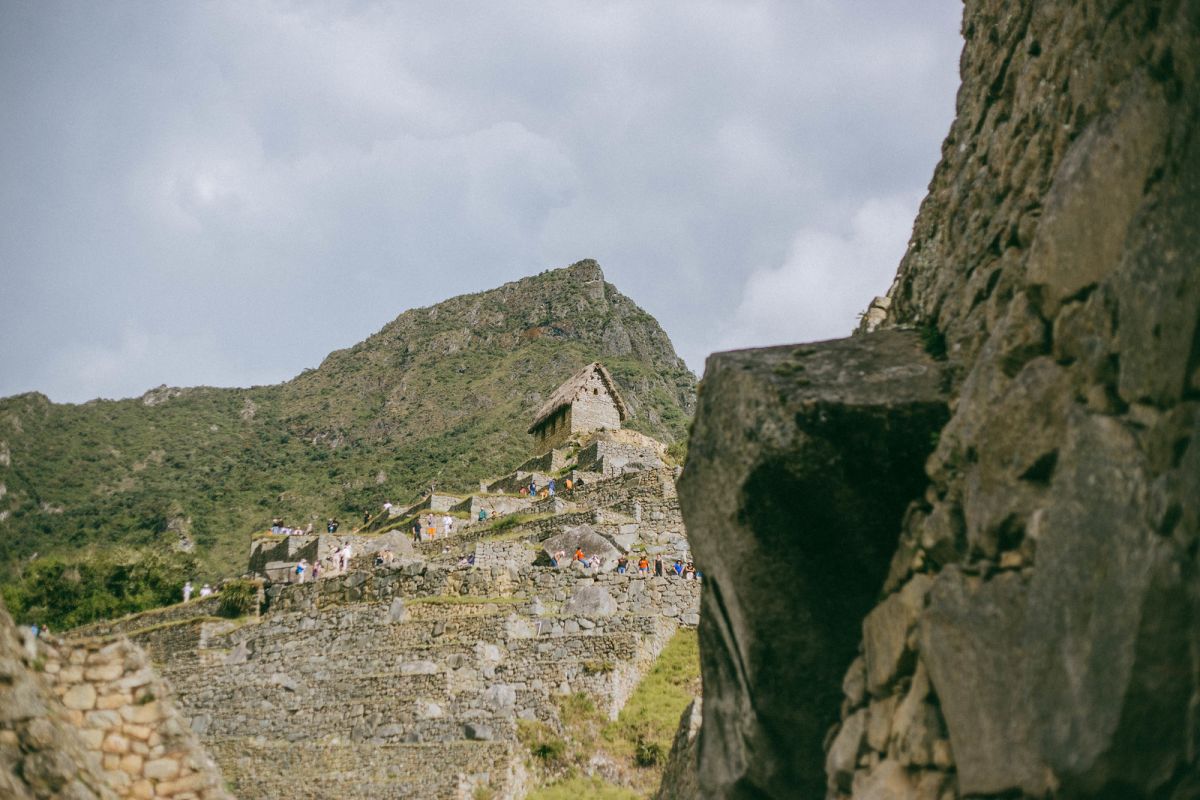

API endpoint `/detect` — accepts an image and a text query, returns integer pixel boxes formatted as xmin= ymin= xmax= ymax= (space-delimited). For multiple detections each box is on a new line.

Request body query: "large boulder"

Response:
xmin=678 ymin=330 xmax=950 ymax=798
xmin=561 ymin=582 xmax=618 ymax=618
xmin=542 ymin=525 xmax=621 ymax=570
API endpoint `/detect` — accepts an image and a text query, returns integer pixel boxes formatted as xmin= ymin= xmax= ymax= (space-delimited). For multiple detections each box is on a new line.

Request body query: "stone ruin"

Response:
xmin=672 ymin=1 xmax=1200 ymax=798
xmin=5 ymin=426 xmax=698 ymax=799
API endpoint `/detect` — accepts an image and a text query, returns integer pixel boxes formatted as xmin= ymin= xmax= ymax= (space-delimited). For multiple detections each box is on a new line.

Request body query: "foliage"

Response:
xmin=217 ymin=578 xmax=261 ymax=618
xmin=517 ymin=720 xmax=568 ymax=767
xmin=1 ymin=548 xmax=198 ymax=630
xmin=605 ymin=628 xmax=701 ymax=764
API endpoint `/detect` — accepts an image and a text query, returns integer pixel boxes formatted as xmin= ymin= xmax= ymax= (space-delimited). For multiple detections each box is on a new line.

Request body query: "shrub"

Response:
xmin=218 ymin=578 xmax=261 ymax=618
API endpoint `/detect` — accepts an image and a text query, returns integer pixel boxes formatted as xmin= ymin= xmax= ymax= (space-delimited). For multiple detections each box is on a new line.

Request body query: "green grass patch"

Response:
xmin=603 ymin=628 xmax=700 ymax=766
xmin=526 ymin=777 xmax=640 ymax=800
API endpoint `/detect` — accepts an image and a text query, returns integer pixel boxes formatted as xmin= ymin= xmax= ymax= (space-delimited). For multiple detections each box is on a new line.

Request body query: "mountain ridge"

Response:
xmin=0 ymin=259 xmax=696 ymax=582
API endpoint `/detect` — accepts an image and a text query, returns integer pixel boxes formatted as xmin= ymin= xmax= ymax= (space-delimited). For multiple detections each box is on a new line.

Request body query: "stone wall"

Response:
xmin=68 ymin=596 xmax=225 ymax=640
xmin=1 ymin=603 xmax=116 ymax=800
xmin=569 ymin=369 xmax=623 ymax=436
xmin=678 ymin=1 xmax=1200 ymax=798
xmin=37 ymin=636 xmax=232 ymax=800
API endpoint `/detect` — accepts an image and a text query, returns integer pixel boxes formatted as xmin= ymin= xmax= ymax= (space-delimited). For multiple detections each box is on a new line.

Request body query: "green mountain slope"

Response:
xmin=0 ymin=261 xmax=696 ymax=581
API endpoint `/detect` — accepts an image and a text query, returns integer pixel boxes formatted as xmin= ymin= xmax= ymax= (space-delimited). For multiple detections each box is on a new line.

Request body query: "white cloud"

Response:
xmin=714 ymin=194 xmax=920 ymax=354
xmin=0 ymin=2 xmax=962 ymax=401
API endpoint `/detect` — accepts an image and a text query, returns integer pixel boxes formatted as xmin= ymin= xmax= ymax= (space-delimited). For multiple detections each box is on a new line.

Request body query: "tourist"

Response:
xmin=478 ymin=508 xmax=488 ymax=522
xmin=638 ymin=557 xmax=649 ymax=575
xmin=528 ymin=480 xmax=537 ymax=496
xmin=362 ymin=510 xmax=370 ymax=526
xmin=673 ymin=560 xmax=684 ymax=577
xmin=654 ymin=556 xmax=664 ymax=576
xmin=443 ymin=514 xmax=453 ymax=535
xmin=412 ymin=521 xmax=422 ymax=544
xmin=183 ymin=581 xmax=193 ymax=602
xmin=548 ymin=478 xmax=556 ymax=496
xmin=199 ymin=584 xmax=213 ymax=597
xmin=296 ymin=559 xmax=308 ymax=583
xmin=552 ymin=549 xmax=566 ymax=568
xmin=312 ymin=560 xmax=321 ymax=581
xmin=383 ymin=501 xmax=393 ymax=513
xmin=683 ymin=563 xmax=697 ymax=580
xmin=588 ymin=554 xmax=601 ymax=571
xmin=519 ymin=486 xmax=528 ymax=497
xmin=575 ymin=477 xmax=585 ymax=489
xmin=327 ymin=518 xmax=339 ymax=534
xmin=564 ymin=477 xmax=573 ymax=493
xmin=574 ymin=548 xmax=586 ymax=563
xmin=343 ymin=542 xmax=353 ymax=570
xmin=271 ymin=518 xmax=282 ymax=534
xmin=616 ymin=556 xmax=628 ymax=574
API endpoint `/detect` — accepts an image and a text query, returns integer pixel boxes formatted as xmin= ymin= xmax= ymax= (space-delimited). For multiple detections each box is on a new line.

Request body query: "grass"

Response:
xmin=604 ymin=628 xmax=700 ymax=763
xmin=526 ymin=777 xmax=640 ymax=800
xmin=517 ymin=629 xmax=701 ymax=799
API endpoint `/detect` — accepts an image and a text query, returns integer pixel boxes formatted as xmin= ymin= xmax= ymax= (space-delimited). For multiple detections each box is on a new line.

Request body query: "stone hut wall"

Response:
xmin=533 ymin=406 xmax=572 ymax=454
xmin=569 ymin=370 xmax=622 ymax=436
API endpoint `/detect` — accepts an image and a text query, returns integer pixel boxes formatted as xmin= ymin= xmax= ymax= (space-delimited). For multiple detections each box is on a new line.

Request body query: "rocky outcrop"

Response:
xmin=678 ymin=331 xmax=951 ymax=797
xmin=678 ymin=0 xmax=1199 ymax=797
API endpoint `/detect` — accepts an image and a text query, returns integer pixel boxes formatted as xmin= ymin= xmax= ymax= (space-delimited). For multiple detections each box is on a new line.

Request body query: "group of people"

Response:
xmin=411 ymin=513 xmax=457 ymax=543
xmin=519 ymin=476 xmax=586 ymax=499
xmin=182 ymin=581 xmax=214 ymax=602
xmin=547 ymin=549 xmax=699 ymax=580
xmin=270 ymin=518 xmax=313 ymax=536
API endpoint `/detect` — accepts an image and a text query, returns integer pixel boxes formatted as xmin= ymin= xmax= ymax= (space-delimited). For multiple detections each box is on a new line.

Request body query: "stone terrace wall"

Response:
xmin=262 ymin=564 xmax=700 ymax=628
xmin=69 ymin=597 xmax=225 ymax=640
xmin=39 ymin=635 xmax=231 ymax=800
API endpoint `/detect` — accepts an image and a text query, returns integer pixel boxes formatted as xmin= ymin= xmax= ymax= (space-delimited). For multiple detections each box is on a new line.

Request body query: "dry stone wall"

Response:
xmin=677 ymin=1 xmax=1199 ymax=798
xmin=37 ymin=637 xmax=232 ymax=800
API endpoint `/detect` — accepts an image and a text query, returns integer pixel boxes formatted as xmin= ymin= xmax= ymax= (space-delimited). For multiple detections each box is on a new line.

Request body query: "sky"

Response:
xmin=0 ymin=1 xmax=963 ymax=403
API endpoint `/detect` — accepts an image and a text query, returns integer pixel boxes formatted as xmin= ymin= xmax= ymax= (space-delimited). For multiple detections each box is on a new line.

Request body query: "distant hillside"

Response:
xmin=0 ymin=260 xmax=696 ymax=580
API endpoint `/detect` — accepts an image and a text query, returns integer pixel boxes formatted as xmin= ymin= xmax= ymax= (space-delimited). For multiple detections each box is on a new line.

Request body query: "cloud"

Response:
xmin=714 ymin=194 xmax=920 ymax=355
xmin=0 ymin=2 xmax=962 ymax=401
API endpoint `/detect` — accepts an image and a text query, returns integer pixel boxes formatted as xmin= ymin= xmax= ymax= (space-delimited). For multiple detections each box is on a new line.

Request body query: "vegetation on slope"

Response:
xmin=0 ymin=261 xmax=696 ymax=590
xmin=521 ymin=628 xmax=701 ymax=798
xmin=0 ymin=548 xmax=197 ymax=630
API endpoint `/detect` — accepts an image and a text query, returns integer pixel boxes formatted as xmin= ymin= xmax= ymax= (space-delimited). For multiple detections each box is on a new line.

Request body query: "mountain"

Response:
xmin=0 ymin=260 xmax=696 ymax=580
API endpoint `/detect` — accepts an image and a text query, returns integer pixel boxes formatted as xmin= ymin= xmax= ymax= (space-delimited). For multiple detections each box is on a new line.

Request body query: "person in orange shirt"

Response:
xmin=575 ymin=548 xmax=585 ymax=562
xmin=637 ymin=557 xmax=650 ymax=574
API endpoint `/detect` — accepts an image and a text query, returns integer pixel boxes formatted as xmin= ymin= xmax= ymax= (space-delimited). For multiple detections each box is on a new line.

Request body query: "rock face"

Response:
xmin=678 ymin=331 xmax=951 ymax=797
xmin=678 ymin=1 xmax=1199 ymax=797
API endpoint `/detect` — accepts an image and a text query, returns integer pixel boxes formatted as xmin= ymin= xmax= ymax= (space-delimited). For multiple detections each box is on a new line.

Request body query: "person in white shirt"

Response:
xmin=183 ymin=581 xmax=193 ymax=602
xmin=199 ymin=584 xmax=213 ymax=597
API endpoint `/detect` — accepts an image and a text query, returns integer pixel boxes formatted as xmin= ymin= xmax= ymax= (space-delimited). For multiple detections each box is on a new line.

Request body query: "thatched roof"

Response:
xmin=528 ymin=362 xmax=630 ymax=433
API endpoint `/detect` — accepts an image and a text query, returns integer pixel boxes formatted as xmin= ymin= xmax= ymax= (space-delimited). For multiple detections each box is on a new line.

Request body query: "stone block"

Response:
xmin=84 ymin=662 xmax=125 ymax=683
xmin=61 ymin=683 xmax=96 ymax=711
xmin=863 ymin=574 xmax=932 ymax=696
xmin=825 ymin=709 xmax=866 ymax=791
xmin=101 ymin=733 xmax=130 ymax=755
xmin=143 ymin=757 xmax=180 ymax=781
xmin=679 ymin=330 xmax=950 ymax=798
